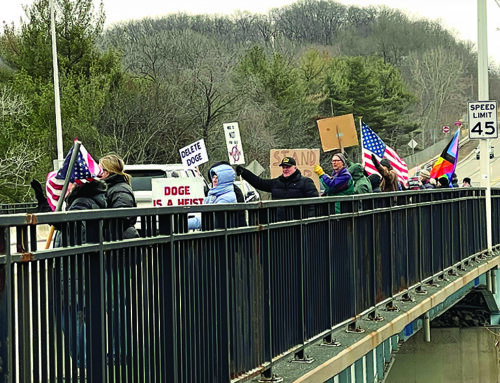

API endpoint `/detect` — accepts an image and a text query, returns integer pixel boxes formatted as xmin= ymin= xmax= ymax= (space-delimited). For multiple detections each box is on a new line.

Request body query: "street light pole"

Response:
xmin=477 ymin=0 xmax=492 ymax=252
xmin=50 ymin=0 xmax=64 ymax=167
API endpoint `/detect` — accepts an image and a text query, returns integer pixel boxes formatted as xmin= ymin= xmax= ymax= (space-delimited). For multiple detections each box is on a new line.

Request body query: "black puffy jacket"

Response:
xmin=239 ymin=168 xmax=318 ymax=200
xmin=54 ymin=179 xmax=107 ymax=246
xmin=103 ymin=173 xmax=139 ymax=238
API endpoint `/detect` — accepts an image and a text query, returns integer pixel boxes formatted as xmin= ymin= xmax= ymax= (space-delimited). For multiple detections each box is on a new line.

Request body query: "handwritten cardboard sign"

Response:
xmin=270 ymin=149 xmax=321 ymax=192
xmin=316 ymin=114 xmax=358 ymax=152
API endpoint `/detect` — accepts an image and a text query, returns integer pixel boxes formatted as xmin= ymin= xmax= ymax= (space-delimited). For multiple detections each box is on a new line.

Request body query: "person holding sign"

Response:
xmin=236 ymin=157 xmax=318 ymax=200
xmin=188 ymin=163 xmax=237 ymax=230
xmin=313 ymin=153 xmax=354 ymax=197
xmin=236 ymin=157 xmax=318 ymax=221
xmin=314 ymin=153 xmax=354 ymax=214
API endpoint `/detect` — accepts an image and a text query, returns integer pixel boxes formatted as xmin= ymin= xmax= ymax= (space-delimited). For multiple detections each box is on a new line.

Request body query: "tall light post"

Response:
xmin=50 ymin=0 xmax=64 ymax=168
xmin=477 ymin=0 xmax=492 ymax=252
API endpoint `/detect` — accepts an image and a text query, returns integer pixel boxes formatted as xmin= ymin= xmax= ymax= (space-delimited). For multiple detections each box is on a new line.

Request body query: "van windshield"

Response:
xmin=127 ymin=170 xmax=167 ymax=191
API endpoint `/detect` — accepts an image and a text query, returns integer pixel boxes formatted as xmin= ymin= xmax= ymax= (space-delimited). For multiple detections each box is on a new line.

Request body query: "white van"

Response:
xmin=124 ymin=164 xmax=207 ymax=207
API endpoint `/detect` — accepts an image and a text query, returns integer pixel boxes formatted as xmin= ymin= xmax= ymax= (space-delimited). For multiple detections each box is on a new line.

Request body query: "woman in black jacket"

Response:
xmin=99 ymin=154 xmax=139 ymax=238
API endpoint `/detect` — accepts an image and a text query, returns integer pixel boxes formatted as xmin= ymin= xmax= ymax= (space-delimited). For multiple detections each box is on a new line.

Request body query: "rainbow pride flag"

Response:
xmin=429 ymin=129 xmax=460 ymax=186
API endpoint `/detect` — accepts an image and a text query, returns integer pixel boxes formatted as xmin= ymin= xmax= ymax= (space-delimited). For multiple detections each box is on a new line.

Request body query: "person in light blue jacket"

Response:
xmin=188 ymin=163 xmax=237 ymax=230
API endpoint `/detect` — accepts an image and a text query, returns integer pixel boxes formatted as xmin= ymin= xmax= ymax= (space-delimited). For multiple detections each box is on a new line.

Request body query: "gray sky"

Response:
xmin=2 ymin=0 xmax=500 ymax=63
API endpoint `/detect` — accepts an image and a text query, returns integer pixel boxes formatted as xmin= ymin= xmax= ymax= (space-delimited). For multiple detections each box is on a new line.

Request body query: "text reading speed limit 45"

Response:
xmin=468 ymin=101 xmax=498 ymax=139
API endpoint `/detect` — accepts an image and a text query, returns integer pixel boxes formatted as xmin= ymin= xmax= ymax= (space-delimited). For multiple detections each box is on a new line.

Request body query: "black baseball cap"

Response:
xmin=279 ymin=157 xmax=296 ymax=167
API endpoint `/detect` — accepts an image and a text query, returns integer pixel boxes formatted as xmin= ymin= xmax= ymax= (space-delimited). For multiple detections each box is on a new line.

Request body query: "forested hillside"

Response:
xmin=1 ymin=0 xmax=498 ymax=202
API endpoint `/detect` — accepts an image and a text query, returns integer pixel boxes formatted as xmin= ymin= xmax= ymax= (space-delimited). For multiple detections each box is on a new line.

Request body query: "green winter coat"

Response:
xmin=348 ymin=163 xmax=373 ymax=194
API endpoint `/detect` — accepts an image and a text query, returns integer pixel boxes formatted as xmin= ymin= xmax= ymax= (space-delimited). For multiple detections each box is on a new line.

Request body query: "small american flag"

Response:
xmin=46 ymin=142 xmax=102 ymax=211
xmin=361 ymin=122 xmax=409 ymax=186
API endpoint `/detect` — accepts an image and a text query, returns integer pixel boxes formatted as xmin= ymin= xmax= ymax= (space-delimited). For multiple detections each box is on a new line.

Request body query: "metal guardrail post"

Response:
xmin=87 ymin=220 xmax=106 ymax=382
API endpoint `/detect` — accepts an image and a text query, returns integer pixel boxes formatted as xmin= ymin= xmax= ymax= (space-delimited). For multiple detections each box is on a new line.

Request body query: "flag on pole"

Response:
xmin=429 ymin=129 xmax=460 ymax=185
xmin=361 ymin=122 xmax=409 ymax=186
xmin=46 ymin=142 xmax=102 ymax=211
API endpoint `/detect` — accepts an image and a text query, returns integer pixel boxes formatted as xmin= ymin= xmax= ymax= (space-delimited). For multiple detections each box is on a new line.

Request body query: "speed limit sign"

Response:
xmin=468 ymin=100 xmax=498 ymax=139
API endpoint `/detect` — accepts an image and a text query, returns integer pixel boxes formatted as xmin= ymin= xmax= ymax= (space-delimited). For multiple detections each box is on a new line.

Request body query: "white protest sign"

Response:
xmin=179 ymin=139 xmax=209 ymax=169
xmin=152 ymin=178 xmax=205 ymax=207
xmin=223 ymin=122 xmax=245 ymax=165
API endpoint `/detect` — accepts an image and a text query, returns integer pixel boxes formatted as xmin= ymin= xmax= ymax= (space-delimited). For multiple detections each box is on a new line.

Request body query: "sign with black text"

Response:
xmin=152 ymin=178 xmax=205 ymax=207
xmin=468 ymin=100 xmax=498 ymax=139
xmin=179 ymin=139 xmax=209 ymax=169
xmin=223 ymin=122 xmax=245 ymax=165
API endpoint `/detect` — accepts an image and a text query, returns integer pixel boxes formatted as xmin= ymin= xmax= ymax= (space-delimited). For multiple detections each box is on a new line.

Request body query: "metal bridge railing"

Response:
xmin=0 ymin=188 xmax=495 ymax=383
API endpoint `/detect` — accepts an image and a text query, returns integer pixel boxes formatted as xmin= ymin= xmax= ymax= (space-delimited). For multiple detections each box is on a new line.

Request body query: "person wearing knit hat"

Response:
xmin=370 ymin=154 xmax=399 ymax=192
xmin=368 ymin=174 xmax=382 ymax=192
xmin=418 ymin=169 xmax=434 ymax=189
xmin=314 ymin=152 xmax=354 ymax=198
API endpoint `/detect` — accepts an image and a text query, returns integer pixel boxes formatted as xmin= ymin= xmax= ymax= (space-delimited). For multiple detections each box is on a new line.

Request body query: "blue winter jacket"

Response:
xmin=188 ymin=164 xmax=236 ymax=229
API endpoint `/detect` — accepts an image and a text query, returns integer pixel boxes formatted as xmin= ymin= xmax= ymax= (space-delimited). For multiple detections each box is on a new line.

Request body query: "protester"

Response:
xmin=437 ymin=176 xmax=450 ymax=188
xmin=236 ymin=157 xmax=318 ymax=200
xmin=368 ymin=174 xmax=382 ymax=192
xmin=451 ymin=173 xmax=459 ymax=188
xmin=419 ymin=169 xmax=435 ymax=189
xmin=348 ymin=163 xmax=372 ymax=194
xmin=462 ymin=177 xmax=472 ymax=187
xmin=54 ymin=179 xmax=107 ymax=246
xmin=189 ymin=163 xmax=237 ymax=230
xmin=99 ymin=154 xmax=139 ymax=239
xmin=371 ymin=154 xmax=399 ymax=192
xmin=314 ymin=153 xmax=354 ymax=196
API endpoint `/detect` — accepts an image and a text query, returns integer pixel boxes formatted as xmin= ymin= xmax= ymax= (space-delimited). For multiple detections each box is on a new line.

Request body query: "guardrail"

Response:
xmin=0 ymin=188 xmax=498 ymax=383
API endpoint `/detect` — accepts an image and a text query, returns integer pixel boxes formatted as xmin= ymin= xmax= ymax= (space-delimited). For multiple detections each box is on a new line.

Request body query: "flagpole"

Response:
xmin=359 ymin=117 xmax=363 ymax=165
xmin=50 ymin=0 xmax=64 ymax=167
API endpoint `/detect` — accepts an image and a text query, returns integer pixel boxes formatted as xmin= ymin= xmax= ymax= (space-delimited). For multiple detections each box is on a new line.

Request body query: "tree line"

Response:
xmin=1 ymin=0 xmax=498 ymax=202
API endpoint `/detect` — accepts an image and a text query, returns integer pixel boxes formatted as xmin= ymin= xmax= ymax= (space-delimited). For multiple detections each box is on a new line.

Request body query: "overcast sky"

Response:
xmin=2 ymin=0 xmax=500 ymax=63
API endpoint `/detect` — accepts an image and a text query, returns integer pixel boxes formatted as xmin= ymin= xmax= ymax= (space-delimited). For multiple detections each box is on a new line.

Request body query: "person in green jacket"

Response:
xmin=348 ymin=163 xmax=372 ymax=194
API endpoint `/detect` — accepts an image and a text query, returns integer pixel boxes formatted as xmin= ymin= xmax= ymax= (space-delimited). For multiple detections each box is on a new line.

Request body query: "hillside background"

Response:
xmin=1 ymin=0 xmax=499 ymax=202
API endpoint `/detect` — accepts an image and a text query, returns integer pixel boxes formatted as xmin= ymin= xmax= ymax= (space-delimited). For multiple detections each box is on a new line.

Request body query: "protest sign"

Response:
xmin=179 ymin=139 xmax=208 ymax=169
xmin=270 ymin=149 xmax=321 ymax=192
xmin=316 ymin=114 xmax=358 ymax=151
xmin=223 ymin=122 xmax=245 ymax=165
xmin=152 ymin=178 xmax=205 ymax=207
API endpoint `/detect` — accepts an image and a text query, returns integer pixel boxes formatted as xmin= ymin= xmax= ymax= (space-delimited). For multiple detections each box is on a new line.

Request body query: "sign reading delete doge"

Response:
xmin=270 ymin=149 xmax=321 ymax=192
xmin=316 ymin=114 xmax=358 ymax=151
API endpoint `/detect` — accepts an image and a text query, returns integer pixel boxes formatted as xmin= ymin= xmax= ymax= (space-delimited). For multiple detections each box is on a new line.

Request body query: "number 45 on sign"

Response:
xmin=468 ymin=100 xmax=498 ymax=139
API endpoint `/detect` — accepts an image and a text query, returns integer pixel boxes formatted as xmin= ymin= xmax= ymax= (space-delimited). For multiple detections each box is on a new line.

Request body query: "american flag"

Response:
xmin=361 ymin=122 xmax=409 ymax=186
xmin=46 ymin=142 xmax=102 ymax=211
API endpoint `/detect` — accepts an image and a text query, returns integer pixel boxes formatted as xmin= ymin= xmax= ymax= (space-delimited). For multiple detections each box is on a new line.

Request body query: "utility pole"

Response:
xmin=477 ymin=0 xmax=492 ymax=252
xmin=50 ymin=0 xmax=64 ymax=168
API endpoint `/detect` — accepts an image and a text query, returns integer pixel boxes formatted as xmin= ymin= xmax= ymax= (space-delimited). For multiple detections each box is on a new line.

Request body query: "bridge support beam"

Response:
xmin=423 ymin=312 xmax=431 ymax=343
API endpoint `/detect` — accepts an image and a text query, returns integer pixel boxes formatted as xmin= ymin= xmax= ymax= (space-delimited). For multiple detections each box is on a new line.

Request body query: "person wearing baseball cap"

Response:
xmin=235 ymin=156 xmax=318 ymax=203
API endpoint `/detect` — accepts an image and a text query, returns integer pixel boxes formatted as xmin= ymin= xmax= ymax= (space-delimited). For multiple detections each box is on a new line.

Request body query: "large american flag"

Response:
xmin=361 ymin=122 xmax=409 ymax=186
xmin=46 ymin=142 xmax=102 ymax=211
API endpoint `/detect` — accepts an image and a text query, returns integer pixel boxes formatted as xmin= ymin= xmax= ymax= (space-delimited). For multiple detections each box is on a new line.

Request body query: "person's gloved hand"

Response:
xmin=30 ymin=179 xmax=45 ymax=201
xmin=235 ymin=165 xmax=244 ymax=176
xmin=313 ymin=165 xmax=325 ymax=176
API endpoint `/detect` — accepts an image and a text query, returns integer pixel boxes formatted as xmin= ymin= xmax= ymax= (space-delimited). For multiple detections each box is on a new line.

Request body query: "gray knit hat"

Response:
xmin=333 ymin=152 xmax=347 ymax=166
